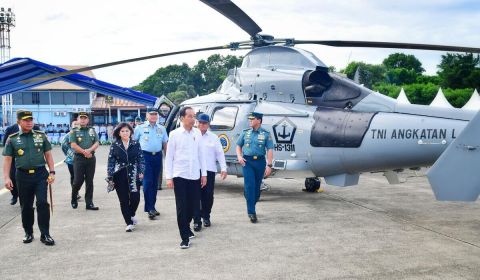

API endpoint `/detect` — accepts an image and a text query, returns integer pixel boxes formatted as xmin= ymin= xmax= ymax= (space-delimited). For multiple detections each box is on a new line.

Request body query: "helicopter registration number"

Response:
xmin=274 ymin=143 xmax=295 ymax=152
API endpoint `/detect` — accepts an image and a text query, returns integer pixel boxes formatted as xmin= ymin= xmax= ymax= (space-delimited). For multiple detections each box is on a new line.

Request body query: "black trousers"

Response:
xmin=173 ymin=177 xmax=199 ymax=241
xmin=9 ymin=163 xmax=18 ymax=198
xmin=67 ymin=163 xmax=74 ymax=187
xmin=72 ymin=155 xmax=96 ymax=205
xmin=194 ymin=171 xmax=216 ymax=223
xmin=114 ymin=168 xmax=140 ymax=225
xmin=16 ymin=167 xmax=50 ymax=235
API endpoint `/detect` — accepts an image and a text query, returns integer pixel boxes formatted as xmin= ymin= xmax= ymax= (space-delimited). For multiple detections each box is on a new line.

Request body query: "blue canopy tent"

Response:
xmin=0 ymin=57 xmax=157 ymax=106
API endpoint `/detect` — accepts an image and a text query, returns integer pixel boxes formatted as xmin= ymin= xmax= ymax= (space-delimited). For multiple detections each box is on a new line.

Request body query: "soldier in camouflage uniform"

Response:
xmin=2 ymin=110 xmax=56 ymax=245
xmin=70 ymin=112 xmax=100 ymax=210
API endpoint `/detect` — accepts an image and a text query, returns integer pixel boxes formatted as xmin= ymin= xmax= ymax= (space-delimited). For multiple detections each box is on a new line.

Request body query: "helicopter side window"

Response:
xmin=210 ymin=106 xmax=238 ymax=131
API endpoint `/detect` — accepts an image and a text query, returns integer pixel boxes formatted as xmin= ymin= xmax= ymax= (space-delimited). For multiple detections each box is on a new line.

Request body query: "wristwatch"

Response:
xmin=267 ymin=164 xmax=273 ymax=168
xmin=49 ymin=171 xmax=56 ymax=175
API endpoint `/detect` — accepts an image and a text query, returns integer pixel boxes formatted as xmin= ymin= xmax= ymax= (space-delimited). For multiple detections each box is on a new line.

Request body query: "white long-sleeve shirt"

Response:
xmin=199 ymin=130 xmax=227 ymax=173
xmin=165 ymin=125 xmax=207 ymax=180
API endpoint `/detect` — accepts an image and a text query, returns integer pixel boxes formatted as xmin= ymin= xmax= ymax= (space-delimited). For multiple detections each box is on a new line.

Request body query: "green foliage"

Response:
xmin=342 ymin=61 xmax=385 ymax=88
xmin=135 ymin=54 xmax=242 ymax=104
xmin=415 ymin=74 xmax=441 ymax=85
xmin=167 ymin=91 xmax=189 ymax=105
xmin=374 ymin=82 xmax=475 ymax=107
xmin=437 ymin=53 xmax=480 ymax=89
xmin=382 ymin=53 xmax=425 ymax=73
xmin=384 ymin=68 xmax=418 ymax=85
xmin=382 ymin=53 xmax=425 ymax=85
xmin=443 ymin=88 xmax=475 ymax=108
xmin=192 ymin=54 xmax=243 ymax=94
xmin=136 ymin=63 xmax=192 ymax=97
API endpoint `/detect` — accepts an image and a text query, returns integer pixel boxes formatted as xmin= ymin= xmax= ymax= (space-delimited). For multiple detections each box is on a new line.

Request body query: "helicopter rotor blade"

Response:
xmin=25 ymin=45 xmax=231 ymax=82
xmin=294 ymin=40 xmax=480 ymax=53
xmin=200 ymin=0 xmax=262 ymax=38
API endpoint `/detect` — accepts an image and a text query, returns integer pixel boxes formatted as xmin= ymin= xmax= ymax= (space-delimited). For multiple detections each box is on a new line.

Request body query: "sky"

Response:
xmin=2 ymin=0 xmax=479 ymax=88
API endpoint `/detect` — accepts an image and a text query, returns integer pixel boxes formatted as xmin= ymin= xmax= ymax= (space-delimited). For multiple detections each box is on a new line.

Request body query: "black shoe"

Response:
xmin=193 ymin=222 xmax=202 ymax=232
xmin=23 ymin=233 xmax=34 ymax=244
xmin=77 ymin=195 xmax=81 ymax=201
xmin=86 ymin=204 xmax=99 ymax=210
xmin=180 ymin=239 xmax=190 ymax=249
xmin=10 ymin=196 xmax=18 ymax=205
xmin=40 ymin=234 xmax=55 ymax=246
xmin=248 ymin=214 xmax=258 ymax=223
xmin=154 ymin=210 xmax=160 ymax=216
xmin=71 ymin=199 xmax=78 ymax=209
xmin=203 ymin=219 xmax=211 ymax=227
xmin=148 ymin=210 xmax=156 ymax=220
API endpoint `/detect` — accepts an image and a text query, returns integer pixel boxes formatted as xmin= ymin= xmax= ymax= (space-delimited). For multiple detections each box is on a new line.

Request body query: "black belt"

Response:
xmin=143 ymin=151 xmax=161 ymax=156
xmin=243 ymin=155 xmax=265 ymax=160
xmin=75 ymin=152 xmax=95 ymax=156
xmin=17 ymin=166 xmax=45 ymax=174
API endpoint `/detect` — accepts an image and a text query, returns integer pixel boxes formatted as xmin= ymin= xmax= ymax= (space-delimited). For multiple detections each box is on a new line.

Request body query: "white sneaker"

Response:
xmin=125 ymin=224 xmax=135 ymax=232
xmin=131 ymin=216 xmax=138 ymax=225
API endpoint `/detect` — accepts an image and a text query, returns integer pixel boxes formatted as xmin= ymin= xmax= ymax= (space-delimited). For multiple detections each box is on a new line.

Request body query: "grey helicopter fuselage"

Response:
xmin=171 ymin=45 xmax=475 ymax=187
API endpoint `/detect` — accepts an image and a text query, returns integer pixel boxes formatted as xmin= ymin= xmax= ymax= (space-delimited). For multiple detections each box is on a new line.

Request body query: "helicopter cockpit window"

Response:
xmin=242 ymin=51 xmax=269 ymax=68
xmin=210 ymin=106 xmax=238 ymax=131
xmin=216 ymin=71 xmax=235 ymax=94
xmin=269 ymin=48 xmax=313 ymax=69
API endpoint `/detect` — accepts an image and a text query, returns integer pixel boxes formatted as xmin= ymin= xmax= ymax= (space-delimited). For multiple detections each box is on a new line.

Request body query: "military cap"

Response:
xmin=135 ymin=116 xmax=142 ymax=122
xmin=146 ymin=107 xmax=158 ymax=114
xmin=196 ymin=113 xmax=210 ymax=123
xmin=78 ymin=111 xmax=89 ymax=118
xmin=125 ymin=117 xmax=134 ymax=122
xmin=17 ymin=110 xmax=33 ymax=120
xmin=248 ymin=112 xmax=263 ymax=120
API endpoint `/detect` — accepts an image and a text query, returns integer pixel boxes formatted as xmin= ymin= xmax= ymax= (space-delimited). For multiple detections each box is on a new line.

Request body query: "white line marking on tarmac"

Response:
xmin=0 ymin=160 xmax=64 ymax=196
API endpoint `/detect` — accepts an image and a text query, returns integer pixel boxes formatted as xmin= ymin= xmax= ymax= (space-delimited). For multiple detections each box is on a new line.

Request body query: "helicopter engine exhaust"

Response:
xmin=302 ymin=67 xmax=333 ymax=97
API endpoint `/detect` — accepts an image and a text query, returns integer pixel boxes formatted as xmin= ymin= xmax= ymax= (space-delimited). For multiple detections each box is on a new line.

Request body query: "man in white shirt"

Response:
xmin=192 ymin=113 xmax=227 ymax=232
xmin=165 ymin=107 xmax=207 ymax=249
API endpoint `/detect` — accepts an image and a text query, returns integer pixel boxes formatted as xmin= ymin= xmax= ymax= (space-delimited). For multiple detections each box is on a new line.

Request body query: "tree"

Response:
xmin=437 ymin=53 xmax=480 ymax=89
xmin=341 ymin=61 xmax=385 ymax=89
xmin=137 ymin=63 xmax=192 ymax=96
xmin=167 ymin=90 xmax=189 ymax=105
xmin=382 ymin=53 xmax=424 ymax=85
xmin=191 ymin=54 xmax=243 ymax=95
xmin=382 ymin=53 xmax=424 ymax=73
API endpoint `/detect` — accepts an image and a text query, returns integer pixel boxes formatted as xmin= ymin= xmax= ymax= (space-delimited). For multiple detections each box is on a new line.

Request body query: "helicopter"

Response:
xmin=6 ymin=0 xmax=480 ymax=201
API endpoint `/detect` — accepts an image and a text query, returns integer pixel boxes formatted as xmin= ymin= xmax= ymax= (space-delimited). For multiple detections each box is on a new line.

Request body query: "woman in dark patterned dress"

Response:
xmin=107 ymin=122 xmax=145 ymax=232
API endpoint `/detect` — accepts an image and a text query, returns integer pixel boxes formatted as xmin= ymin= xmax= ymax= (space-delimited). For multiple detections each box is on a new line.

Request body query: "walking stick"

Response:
xmin=48 ymin=183 xmax=53 ymax=215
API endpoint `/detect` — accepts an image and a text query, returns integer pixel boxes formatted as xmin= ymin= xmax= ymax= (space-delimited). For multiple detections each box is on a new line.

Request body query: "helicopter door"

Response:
xmin=208 ymin=103 xmax=256 ymax=173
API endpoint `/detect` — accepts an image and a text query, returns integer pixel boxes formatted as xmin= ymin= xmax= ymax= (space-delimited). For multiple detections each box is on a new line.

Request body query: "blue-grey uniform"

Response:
xmin=133 ymin=120 xmax=168 ymax=214
xmin=236 ymin=112 xmax=274 ymax=215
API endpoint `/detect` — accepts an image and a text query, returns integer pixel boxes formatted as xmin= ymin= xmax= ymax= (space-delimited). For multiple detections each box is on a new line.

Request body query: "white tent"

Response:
xmin=430 ymin=88 xmax=453 ymax=108
xmin=462 ymin=89 xmax=480 ymax=110
xmin=396 ymin=88 xmax=411 ymax=104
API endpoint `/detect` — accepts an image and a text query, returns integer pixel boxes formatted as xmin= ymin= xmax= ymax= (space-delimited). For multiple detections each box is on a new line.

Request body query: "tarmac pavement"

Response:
xmin=1 ymin=146 xmax=480 ymax=279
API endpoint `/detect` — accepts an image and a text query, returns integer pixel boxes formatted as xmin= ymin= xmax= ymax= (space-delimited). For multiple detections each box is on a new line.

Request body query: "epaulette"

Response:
xmin=8 ymin=132 xmax=19 ymax=138
xmin=242 ymin=128 xmax=251 ymax=131
xmin=33 ymin=130 xmax=46 ymax=134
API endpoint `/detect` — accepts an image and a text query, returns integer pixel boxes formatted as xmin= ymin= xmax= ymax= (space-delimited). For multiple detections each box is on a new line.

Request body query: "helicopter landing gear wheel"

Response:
xmin=304 ymin=177 xmax=321 ymax=192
